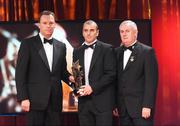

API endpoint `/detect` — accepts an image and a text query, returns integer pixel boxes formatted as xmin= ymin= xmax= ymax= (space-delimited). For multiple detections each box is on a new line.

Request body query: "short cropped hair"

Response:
xmin=39 ymin=10 xmax=55 ymax=22
xmin=83 ymin=20 xmax=99 ymax=30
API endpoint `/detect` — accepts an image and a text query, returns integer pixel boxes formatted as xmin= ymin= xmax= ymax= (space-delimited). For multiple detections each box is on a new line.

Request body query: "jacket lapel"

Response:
xmin=117 ymin=47 xmax=124 ymax=72
xmin=33 ymin=35 xmax=50 ymax=71
xmin=124 ymin=43 xmax=138 ymax=71
xmin=89 ymin=41 xmax=101 ymax=72
xmin=75 ymin=46 xmax=85 ymax=85
xmin=78 ymin=47 xmax=85 ymax=73
xmin=52 ymin=40 xmax=61 ymax=72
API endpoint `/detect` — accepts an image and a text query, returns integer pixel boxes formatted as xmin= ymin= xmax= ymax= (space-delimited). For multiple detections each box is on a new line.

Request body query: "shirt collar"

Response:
xmin=39 ymin=33 xmax=53 ymax=44
xmin=82 ymin=39 xmax=97 ymax=46
xmin=130 ymin=40 xmax=137 ymax=46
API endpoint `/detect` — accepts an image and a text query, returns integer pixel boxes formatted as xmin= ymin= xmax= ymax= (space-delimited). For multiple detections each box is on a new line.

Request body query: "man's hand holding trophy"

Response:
xmin=71 ymin=60 xmax=93 ymax=96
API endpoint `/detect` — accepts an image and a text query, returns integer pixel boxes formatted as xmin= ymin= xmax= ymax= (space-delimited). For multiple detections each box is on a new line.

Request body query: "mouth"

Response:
xmin=87 ymin=36 xmax=92 ymax=39
xmin=46 ymin=30 xmax=53 ymax=33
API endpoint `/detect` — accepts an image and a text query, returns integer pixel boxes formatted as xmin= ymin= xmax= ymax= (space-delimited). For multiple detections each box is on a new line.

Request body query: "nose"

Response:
xmin=47 ymin=24 xmax=51 ymax=27
xmin=122 ymin=33 xmax=126 ymax=37
xmin=87 ymin=31 xmax=91 ymax=35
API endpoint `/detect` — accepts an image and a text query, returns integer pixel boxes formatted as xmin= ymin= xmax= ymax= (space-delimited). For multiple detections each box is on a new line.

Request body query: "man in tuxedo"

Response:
xmin=114 ymin=20 xmax=158 ymax=126
xmin=15 ymin=10 xmax=74 ymax=126
xmin=73 ymin=20 xmax=116 ymax=126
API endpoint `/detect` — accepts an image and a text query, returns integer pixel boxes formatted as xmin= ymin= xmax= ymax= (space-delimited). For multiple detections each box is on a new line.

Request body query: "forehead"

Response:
xmin=120 ymin=24 xmax=133 ymax=29
xmin=40 ymin=15 xmax=55 ymax=22
xmin=83 ymin=23 xmax=97 ymax=29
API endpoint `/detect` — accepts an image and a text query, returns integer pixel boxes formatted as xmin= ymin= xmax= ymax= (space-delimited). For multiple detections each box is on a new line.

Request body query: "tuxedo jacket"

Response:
xmin=115 ymin=41 xmax=158 ymax=118
xmin=15 ymin=35 xmax=70 ymax=111
xmin=73 ymin=40 xmax=116 ymax=112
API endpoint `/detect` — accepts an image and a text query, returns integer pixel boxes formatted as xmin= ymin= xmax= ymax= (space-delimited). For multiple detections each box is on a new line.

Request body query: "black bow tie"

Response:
xmin=123 ymin=46 xmax=133 ymax=51
xmin=83 ymin=42 xmax=96 ymax=49
xmin=44 ymin=38 xmax=53 ymax=45
xmin=122 ymin=43 xmax=137 ymax=51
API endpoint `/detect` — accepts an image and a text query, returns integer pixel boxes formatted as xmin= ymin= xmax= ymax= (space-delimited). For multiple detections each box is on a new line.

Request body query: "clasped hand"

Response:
xmin=77 ymin=85 xmax=93 ymax=96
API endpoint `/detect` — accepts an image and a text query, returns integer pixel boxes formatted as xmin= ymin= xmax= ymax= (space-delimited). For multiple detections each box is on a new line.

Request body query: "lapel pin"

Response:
xmin=130 ymin=56 xmax=135 ymax=62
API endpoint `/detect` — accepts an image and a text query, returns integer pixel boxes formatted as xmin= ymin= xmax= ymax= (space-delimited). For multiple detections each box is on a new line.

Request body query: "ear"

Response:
xmin=134 ymin=30 xmax=138 ymax=39
xmin=96 ymin=29 xmax=99 ymax=37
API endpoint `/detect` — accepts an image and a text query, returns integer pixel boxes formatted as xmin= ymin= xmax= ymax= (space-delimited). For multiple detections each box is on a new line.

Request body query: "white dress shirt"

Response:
xmin=123 ymin=41 xmax=137 ymax=69
xmin=39 ymin=33 xmax=53 ymax=71
xmin=123 ymin=49 xmax=132 ymax=69
xmin=84 ymin=40 xmax=97 ymax=85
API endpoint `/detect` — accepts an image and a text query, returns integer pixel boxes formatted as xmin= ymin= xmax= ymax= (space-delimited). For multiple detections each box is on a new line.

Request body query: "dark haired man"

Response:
xmin=73 ymin=20 xmax=116 ymax=126
xmin=15 ymin=10 xmax=74 ymax=126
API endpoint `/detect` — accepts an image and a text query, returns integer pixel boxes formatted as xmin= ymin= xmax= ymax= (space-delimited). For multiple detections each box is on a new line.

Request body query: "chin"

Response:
xmin=46 ymin=34 xmax=53 ymax=37
xmin=124 ymin=43 xmax=130 ymax=47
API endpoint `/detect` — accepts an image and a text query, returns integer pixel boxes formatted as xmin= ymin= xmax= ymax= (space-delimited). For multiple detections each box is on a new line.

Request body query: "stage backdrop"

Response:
xmin=0 ymin=20 xmax=151 ymax=114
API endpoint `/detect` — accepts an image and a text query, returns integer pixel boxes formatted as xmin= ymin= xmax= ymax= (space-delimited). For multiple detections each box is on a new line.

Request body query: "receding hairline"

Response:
xmin=119 ymin=20 xmax=138 ymax=31
xmin=83 ymin=20 xmax=99 ymax=30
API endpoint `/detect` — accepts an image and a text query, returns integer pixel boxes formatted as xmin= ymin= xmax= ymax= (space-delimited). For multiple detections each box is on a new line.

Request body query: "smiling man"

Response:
xmin=114 ymin=20 xmax=158 ymax=126
xmin=73 ymin=20 xmax=116 ymax=126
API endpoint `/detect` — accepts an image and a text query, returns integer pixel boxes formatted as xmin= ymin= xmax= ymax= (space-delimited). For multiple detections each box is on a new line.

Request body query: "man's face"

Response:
xmin=82 ymin=23 xmax=99 ymax=44
xmin=38 ymin=14 xmax=56 ymax=38
xmin=119 ymin=24 xmax=137 ymax=47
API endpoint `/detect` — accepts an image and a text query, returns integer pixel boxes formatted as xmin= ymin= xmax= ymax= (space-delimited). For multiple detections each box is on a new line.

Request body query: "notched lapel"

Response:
xmin=79 ymin=47 xmax=85 ymax=69
xmin=52 ymin=40 xmax=62 ymax=72
xmin=77 ymin=47 xmax=85 ymax=75
xmin=118 ymin=48 xmax=124 ymax=72
xmin=33 ymin=36 xmax=50 ymax=70
xmin=89 ymin=42 xmax=101 ymax=72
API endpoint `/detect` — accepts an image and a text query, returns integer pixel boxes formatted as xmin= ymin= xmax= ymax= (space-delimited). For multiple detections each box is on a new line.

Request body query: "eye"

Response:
xmin=120 ymin=30 xmax=124 ymax=33
xmin=83 ymin=29 xmax=88 ymax=32
xmin=90 ymin=29 xmax=95 ymax=32
xmin=43 ymin=22 xmax=47 ymax=25
xmin=49 ymin=22 xmax=54 ymax=25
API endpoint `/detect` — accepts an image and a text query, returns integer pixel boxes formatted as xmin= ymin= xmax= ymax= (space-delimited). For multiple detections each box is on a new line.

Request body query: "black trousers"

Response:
xmin=78 ymin=97 xmax=113 ymax=126
xmin=26 ymin=89 xmax=62 ymax=126
xmin=119 ymin=108 xmax=153 ymax=126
